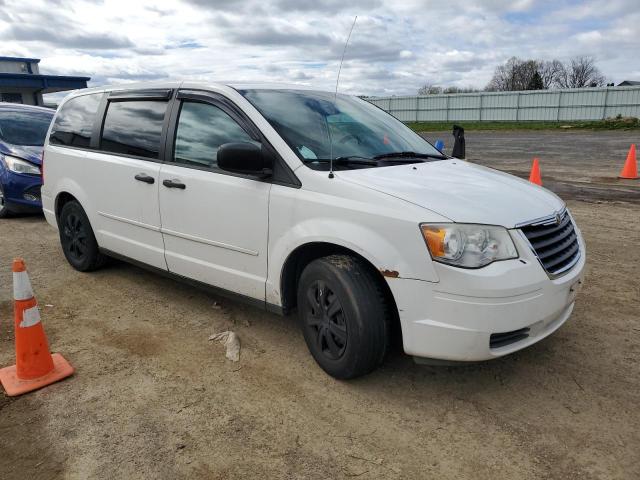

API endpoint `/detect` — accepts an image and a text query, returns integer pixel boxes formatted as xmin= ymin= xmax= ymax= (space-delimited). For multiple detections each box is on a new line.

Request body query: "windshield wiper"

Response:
xmin=309 ymin=156 xmax=378 ymax=166
xmin=373 ymin=151 xmax=447 ymax=160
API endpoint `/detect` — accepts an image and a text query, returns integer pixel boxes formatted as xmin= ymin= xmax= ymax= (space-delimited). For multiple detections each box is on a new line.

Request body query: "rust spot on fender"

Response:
xmin=380 ymin=269 xmax=400 ymax=278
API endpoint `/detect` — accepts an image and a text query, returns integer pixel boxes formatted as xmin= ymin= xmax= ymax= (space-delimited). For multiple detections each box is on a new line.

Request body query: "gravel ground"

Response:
xmin=1 ymin=130 xmax=639 ymax=479
xmin=421 ymin=129 xmax=640 ymax=202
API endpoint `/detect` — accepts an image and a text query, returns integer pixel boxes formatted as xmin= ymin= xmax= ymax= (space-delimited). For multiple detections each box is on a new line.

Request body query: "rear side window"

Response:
xmin=49 ymin=93 xmax=103 ymax=148
xmin=100 ymin=101 xmax=167 ymax=159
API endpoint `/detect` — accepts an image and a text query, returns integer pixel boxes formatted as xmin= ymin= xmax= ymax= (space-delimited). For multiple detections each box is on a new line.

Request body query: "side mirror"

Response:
xmin=217 ymin=142 xmax=272 ymax=177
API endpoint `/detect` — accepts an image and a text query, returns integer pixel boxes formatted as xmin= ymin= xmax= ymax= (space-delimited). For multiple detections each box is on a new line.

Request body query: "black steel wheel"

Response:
xmin=59 ymin=200 xmax=106 ymax=271
xmin=304 ymin=280 xmax=348 ymax=360
xmin=298 ymin=254 xmax=390 ymax=379
xmin=62 ymin=210 xmax=88 ymax=261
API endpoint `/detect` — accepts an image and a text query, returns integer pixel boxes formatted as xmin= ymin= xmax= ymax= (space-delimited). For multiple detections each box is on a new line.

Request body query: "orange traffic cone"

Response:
xmin=529 ymin=158 xmax=542 ymax=185
xmin=619 ymin=144 xmax=638 ymax=179
xmin=0 ymin=259 xmax=74 ymax=396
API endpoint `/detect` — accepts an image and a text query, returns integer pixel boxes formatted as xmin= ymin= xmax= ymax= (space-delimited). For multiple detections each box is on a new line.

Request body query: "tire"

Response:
xmin=58 ymin=200 xmax=106 ymax=271
xmin=0 ymin=184 xmax=12 ymax=218
xmin=297 ymin=254 xmax=390 ymax=379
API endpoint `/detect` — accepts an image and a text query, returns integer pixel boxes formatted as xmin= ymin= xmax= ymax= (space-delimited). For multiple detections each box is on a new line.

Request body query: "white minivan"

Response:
xmin=42 ymin=82 xmax=585 ymax=378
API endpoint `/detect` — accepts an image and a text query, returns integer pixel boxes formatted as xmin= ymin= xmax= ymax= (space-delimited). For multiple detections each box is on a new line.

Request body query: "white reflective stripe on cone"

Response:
xmin=19 ymin=305 xmax=41 ymax=328
xmin=13 ymin=271 xmax=34 ymax=301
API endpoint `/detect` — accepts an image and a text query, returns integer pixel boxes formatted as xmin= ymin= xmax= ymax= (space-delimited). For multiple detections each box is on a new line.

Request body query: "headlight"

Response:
xmin=420 ymin=223 xmax=518 ymax=268
xmin=2 ymin=155 xmax=41 ymax=175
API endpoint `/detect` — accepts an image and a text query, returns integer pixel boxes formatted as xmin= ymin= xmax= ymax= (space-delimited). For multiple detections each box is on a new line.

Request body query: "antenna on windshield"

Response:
xmin=329 ymin=15 xmax=358 ymax=179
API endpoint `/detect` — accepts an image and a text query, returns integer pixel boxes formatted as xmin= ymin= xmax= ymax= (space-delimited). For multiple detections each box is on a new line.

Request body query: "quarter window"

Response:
xmin=100 ymin=101 xmax=167 ymax=159
xmin=49 ymin=93 xmax=103 ymax=148
xmin=173 ymin=101 xmax=254 ymax=169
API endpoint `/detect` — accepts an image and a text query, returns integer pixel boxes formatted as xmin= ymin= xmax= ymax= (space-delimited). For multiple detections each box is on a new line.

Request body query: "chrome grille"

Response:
xmin=520 ymin=210 xmax=580 ymax=276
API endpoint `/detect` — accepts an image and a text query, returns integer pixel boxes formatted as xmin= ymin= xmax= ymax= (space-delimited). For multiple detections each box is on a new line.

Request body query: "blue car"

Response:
xmin=0 ymin=103 xmax=54 ymax=217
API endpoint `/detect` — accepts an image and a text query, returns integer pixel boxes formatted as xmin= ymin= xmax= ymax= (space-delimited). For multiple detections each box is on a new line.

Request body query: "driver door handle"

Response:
xmin=134 ymin=173 xmax=155 ymax=184
xmin=163 ymin=179 xmax=186 ymax=189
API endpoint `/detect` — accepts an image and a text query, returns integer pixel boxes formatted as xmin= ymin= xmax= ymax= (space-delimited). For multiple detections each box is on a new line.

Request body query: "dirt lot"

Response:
xmin=421 ymin=129 xmax=640 ymax=203
xmin=1 ymin=130 xmax=639 ymax=479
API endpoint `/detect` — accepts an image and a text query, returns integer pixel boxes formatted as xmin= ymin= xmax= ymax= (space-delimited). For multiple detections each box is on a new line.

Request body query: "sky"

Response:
xmin=1 ymin=0 xmax=639 ymax=101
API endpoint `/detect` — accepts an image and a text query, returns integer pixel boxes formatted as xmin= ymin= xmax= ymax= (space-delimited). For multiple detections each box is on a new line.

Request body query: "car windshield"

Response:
xmin=239 ymin=89 xmax=444 ymax=169
xmin=0 ymin=108 xmax=54 ymax=146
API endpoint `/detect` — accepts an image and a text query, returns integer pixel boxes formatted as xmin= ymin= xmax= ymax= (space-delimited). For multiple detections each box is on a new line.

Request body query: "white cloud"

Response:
xmin=0 ymin=0 xmax=638 ymax=96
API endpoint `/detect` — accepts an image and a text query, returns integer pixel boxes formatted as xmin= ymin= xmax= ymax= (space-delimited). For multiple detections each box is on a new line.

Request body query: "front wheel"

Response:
xmin=297 ymin=255 xmax=390 ymax=379
xmin=0 ymin=184 xmax=12 ymax=218
xmin=59 ymin=200 xmax=106 ymax=271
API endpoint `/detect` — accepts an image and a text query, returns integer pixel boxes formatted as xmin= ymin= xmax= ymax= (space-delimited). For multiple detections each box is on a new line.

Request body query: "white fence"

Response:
xmin=367 ymin=86 xmax=640 ymax=122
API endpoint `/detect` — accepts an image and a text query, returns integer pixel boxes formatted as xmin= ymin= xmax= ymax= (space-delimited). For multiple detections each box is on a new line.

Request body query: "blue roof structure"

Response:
xmin=0 ymin=57 xmax=90 ymax=95
xmin=0 ymin=56 xmax=41 ymax=63
xmin=0 ymin=72 xmax=90 ymax=93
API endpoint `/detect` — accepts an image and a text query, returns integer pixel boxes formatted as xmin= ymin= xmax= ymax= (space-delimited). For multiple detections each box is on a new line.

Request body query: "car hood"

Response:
xmin=0 ymin=143 xmax=43 ymax=166
xmin=338 ymin=159 xmax=564 ymax=228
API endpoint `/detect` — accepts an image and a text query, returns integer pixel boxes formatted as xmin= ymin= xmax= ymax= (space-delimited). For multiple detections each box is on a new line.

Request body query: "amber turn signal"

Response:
xmin=421 ymin=225 xmax=446 ymax=257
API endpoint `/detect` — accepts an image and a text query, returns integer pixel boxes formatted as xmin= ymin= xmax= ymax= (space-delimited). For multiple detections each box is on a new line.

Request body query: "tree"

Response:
xmin=485 ymin=57 xmax=519 ymax=91
xmin=516 ymin=60 xmax=540 ymax=89
xmin=443 ymin=86 xmax=479 ymax=94
xmin=485 ymin=57 xmax=540 ymax=91
xmin=486 ymin=56 xmax=606 ymax=91
xmin=417 ymin=85 xmax=479 ymax=95
xmin=556 ymin=56 xmax=605 ymax=88
xmin=418 ymin=84 xmax=443 ymax=95
xmin=527 ymin=71 xmax=544 ymax=90
xmin=538 ymin=59 xmax=564 ymax=89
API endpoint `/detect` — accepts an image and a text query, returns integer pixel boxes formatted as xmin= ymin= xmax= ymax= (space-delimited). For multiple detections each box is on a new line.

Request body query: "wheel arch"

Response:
xmin=54 ymin=191 xmax=80 ymax=222
xmin=279 ymin=241 xmax=402 ymax=343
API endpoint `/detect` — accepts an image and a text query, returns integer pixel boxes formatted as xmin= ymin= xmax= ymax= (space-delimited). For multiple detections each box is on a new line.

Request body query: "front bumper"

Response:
xmin=388 ymin=228 xmax=586 ymax=361
xmin=0 ymin=168 xmax=42 ymax=212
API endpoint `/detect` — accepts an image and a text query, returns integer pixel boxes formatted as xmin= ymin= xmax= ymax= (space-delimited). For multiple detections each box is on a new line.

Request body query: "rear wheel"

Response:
xmin=297 ymin=254 xmax=390 ymax=379
xmin=59 ymin=201 xmax=106 ymax=271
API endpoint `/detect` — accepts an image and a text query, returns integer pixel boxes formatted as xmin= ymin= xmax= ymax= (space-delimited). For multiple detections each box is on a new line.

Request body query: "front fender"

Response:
xmin=265 ymin=185 xmax=443 ymax=306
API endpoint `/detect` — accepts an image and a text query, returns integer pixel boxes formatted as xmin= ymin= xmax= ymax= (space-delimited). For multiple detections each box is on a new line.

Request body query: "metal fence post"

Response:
xmin=479 ymin=93 xmax=484 ymax=121
xmin=556 ymin=90 xmax=562 ymax=121
xmin=602 ymin=87 xmax=609 ymax=120
xmin=516 ymin=92 xmax=521 ymax=121
xmin=415 ymin=96 xmax=419 ymax=123
xmin=445 ymin=95 xmax=450 ymax=122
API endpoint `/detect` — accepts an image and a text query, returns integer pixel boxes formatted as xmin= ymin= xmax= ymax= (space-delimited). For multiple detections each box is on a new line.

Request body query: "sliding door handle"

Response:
xmin=162 ymin=179 xmax=186 ymax=189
